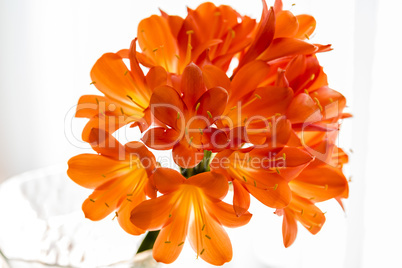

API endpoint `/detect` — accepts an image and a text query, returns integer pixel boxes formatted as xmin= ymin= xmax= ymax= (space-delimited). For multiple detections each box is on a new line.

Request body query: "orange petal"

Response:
xmin=207 ymin=200 xmax=252 ymax=228
xmin=130 ymin=194 xmax=173 ymax=231
xmin=202 ymin=64 xmax=231 ymax=91
xmin=82 ymin=174 xmax=133 ymax=221
xmin=194 ymin=87 xmax=228 ymax=123
xmin=243 ymin=86 xmax=293 ymax=119
xmin=67 ymin=154 xmax=125 ymax=189
xmin=137 ymin=15 xmax=178 ymax=72
xmin=294 ymin=15 xmax=316 ymax=40
xmin=275 ymin=11 xmax=299 ymax=38
xmin=245 ymin=172 xmax=291 ymax=209
xmin=287 ymin=194 xmax=325 ymax=235
xmin=86 ymin=128 xmax=125 ymax=159
xmin=181 ymin=63 xmax=206 ymax=108
xmin=289 ymin=163 xmax=348 ymax=202
xmin=232 ymin=179 xmax=251 ymax=216
xmin=146 ymin=66 xmax=168 ymax=91
xmin=90 ymin=53 xmax=150 ymax=109
xmin=187 ymin=172 xmax=228 ymax=200
xmin=149 ymin=85 xmax=186 ymax=130
xmin=153 ymin=168 xmax=185 ymax=194
xmin=258 ymin=38 xmax=317 ymax=62
xmin=188 ymin=211 xmax=232 ymax=265
xmin=229 ymin=60 xmax=270 ymax=105
xmin=153 ymin=200 xmax=191 ymax=264
xmin=172 ymin=141 xmax=204 ymax=168
xmin=142 ymin=127 xmax=179 ymax=150
xmin=286 ymin=93 xmax=322 ymax=124
xmin=282 ymin=210 xmax=298 ymax=247
xmin=238 ymin=3 xmax=275 ymax=68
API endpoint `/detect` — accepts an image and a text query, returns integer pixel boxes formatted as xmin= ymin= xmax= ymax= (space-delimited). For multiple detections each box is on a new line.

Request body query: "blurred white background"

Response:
xmin=0 ymin=0 xmax=401 ymax=267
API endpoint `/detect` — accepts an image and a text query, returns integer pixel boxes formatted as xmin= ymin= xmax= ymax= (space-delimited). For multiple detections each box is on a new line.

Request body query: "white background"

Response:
xmin=0 ymin=0 xmax=401 ymax=267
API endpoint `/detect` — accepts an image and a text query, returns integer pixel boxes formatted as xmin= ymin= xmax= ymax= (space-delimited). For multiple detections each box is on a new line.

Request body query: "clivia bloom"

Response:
xmin=137 ymin=2 xmax=257 ymax=73
xmin=67 ymin=128 xmax=156 ymax=235
xmin=75 ymin=39 xmax=168 ymax=141
xmin=142 ymin=63 xmax=228 ymax=168
xmin=130 ymin=168 xmax=252 ymax=265
xmin=67 ymin=0 xmax=351 ymax=265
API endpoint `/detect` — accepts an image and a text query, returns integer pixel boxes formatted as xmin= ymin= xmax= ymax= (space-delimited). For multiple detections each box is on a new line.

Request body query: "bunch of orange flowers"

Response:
xmin=68 ymin=0 xmax=350 ymax=265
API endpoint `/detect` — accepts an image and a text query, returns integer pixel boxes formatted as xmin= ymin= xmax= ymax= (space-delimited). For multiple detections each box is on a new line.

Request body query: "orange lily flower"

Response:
xmin=142 ymin=63 xmax=228 ymax=168
xmin=76 ymin=39 xmax=167 ymax=141
xmin=236 ymin=0 xmax=319 ymax=71
xmin=277 ymin=159 xmax=348 ymax=247
xmin=137 ymin=2 xmax=256 ymax=73
xmin=130 ymin=168 xmax=252 ymax=265
xmin=210 ymin=144 xmax=313 ymax=216
xmin=67 ymin=129 xmax=156 ymax=235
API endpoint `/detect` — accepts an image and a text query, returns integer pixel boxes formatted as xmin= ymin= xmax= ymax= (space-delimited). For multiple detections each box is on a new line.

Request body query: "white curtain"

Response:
xmin=0 ymin=0 xmax=400 ymax=267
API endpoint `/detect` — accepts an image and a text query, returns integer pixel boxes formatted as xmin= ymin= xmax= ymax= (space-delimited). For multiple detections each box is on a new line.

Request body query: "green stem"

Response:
xmin=136 ymin=230 xmax=160 ymax=254
xmin=136 ymin=150 xmax=212 ymax=255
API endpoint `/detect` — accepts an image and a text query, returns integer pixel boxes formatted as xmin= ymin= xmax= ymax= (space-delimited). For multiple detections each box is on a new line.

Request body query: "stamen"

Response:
xmin=301 ymin=209 xmax=304 ymax=216
xmin=305 ymin=34 xmax=310 ymax=40
xmin=230 ymin=29 xmax=235 ymax=38
xmin=178 ymin=242 xmax=184 ymax=246
xmin=175 ymin=54 xmax=180 ymax=59
xmin=329 ymin=97 xmax=334 ymax=103
xmin=186 ymin=30 xmax=194 ymax=35
xmin=304 ymin=89 xmax=309 ymax=95
xmin=282 ymin=153 xmax=286 ymax=160
xmin=207 ymin=111 xmax=212 ymax=118
xmin=196 ymin=102 xmax=201 ymax=111
xmin=314 ymin=97 xmax=323 ymax=111
xmin=124 ymin=70 xmax=128 ymax=76
xmin=105 ymin=202 xmax=109 ymax=208
xmin=126 ymin=198 xmax=132 ymax=202
xmin=202 ymin=224 xmax=206 ymax=231
xmin=311 ymin=74 xmax=316 ymax=80
xmin=90 ymin=81 xmax=96 ymax=85
xmin=313 ymin=213 xmax=317 ymax=218
xmin=254 ymin=180 xmax=257 ymax=187
xmin=230 ymin=106 xmax=237 ymax=110
xmin=242 ymin=175 xmax=247 ymax=182
xmin=200 ymin=249 xmax=205 ymax=255
xmin=199 ymin=128 xmax=203 ymax=135
xmin=254 ymin=93 xmax=262 ymax=99
xmin=101 ymin=174 xmax=106 ymax=178
xmin=273 ymin=184 xmax=278 ymax=190
xmin=90 ymin=199 xmax=95 ymax=202
xmin=205 ymin=235 xmax=211 ymax=240
xmin=127 ymin=193 xmax=133 ymax=196
xmin=152 ymin=48 xmax=158 ymax=52
xmin=177 ymin=112 xmax=180 ymax=119
xmin=95 ymin=98 xmax=99 ymax=105
xmin=275 ymin=167 xmax=280 ymax=174
xmin=120 ymin=108 xmax=124 ymax=115
xmin=165 ymin=241 xmax=171 ymax=244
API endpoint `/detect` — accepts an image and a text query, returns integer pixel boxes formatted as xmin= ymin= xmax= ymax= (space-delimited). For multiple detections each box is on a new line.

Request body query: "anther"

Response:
xmin=242 ymin=176 xmax=247 ymax=182
xmin=255 ymin=93 xmax=262 ymax=99
xmin=178 ymin=242 xmax=184 ymax=246
xmin=273 ymin=184 xmax=278 ymax=190
xmin=205 ymin=235 xmax=211 ymax=240
xmin=105 ymin=203 xmax=109 ymax=208
xmin=196 ymin=102 xmax=201 ymax=111
xmin=207 ymin=111 xmax=212 ymax=118
xmin=275 ymin=167 xmax=280 ymax=174
xmin=200 ymin=249 xmax=205 ymax=255
xmin=90 ymin=199 xmax=95 ymax=202
xmin=90 ymin=81 xmax=96 ymax=85
xmin=186 ymin=30 xmax=194 ymax=35
xmin=202 ymin=224 xmax=205 ymax=231
xmin=124 ymin=70 xmax=128 ymax=76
